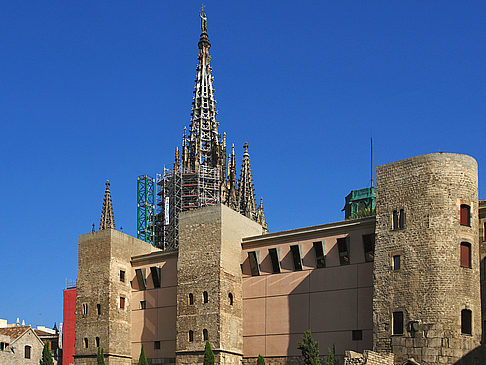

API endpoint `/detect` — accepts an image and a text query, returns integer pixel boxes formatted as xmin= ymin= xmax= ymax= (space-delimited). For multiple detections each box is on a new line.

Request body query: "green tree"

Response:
xmin=325 ymin=345 xmax=335 ymax=365
xmin=257 ymin=354 xmax=266 ymax=365
xmin=298 ymin=330 xmax=321 ymax=365
xmin=137 ymin=344 xmax=149 ymax=365
xmin=203 ymin=341 xmax=215 ymax=365
xmin=39 ymin=342 xmax=54 ymax=365
xmin=97 ymin=347 xmax=106 ymax=365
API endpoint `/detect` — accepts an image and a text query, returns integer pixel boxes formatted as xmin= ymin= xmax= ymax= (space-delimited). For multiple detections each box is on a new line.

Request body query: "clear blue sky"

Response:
xmin=1 ymin=1 xmax=485 ymax=328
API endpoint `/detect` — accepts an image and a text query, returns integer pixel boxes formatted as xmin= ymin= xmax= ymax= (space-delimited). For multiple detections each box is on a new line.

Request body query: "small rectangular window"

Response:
xmin=150 ymin=266 xmax=162 ymax=288
xmin=393 ymin=255 xmax=401 ymax=270
xmin=82 ymin=303 xmax=88 ymax=316
xmin=462 ymin=309 xmax=472 ymax=335
xmin=154 ymin=341 xmax=160 ymax=350
xmin=399 ymin=209 xmax=405 ymax=229
xmin=393 ymin=311 xmax=404 ymax=335
xmin=120 ymin=270 xmax=125 ymax=282
xmin=392 ymin=210 xmax=399 ymax=230
xmin=84 ymin=338 xmax=89 ymax=348
xmin=362 ymin=234 xmax=375 ymax=262
xmin=96 ymin=337 xmax=100 ymax=348
xmin=248 ymin=251 xmax=261 ymax=276
xmin=24 ymin=345 xmax=31 ymax=359
xmin=337 ymin=237 xmax=350 ymax=265
xmin=268 ymin=248 xmax=281 ymax=273
xmin=352 ymin=330 xmax=362 ymax=341
xmin=460 ymin=205 xmax=471 ymax=226
xmin=460 ymin=242 xmax=471 ymax=268
xmin=140 ymin=301 xmax=146 ymax=309
xmin=97 ymin=304 xmax=101 ymax=316
xmin=290 ymin=244 xmax=303 ymax=271
xmin=313 ymin=241 xmax=326 ymax=268
xmin=120 ymin=297 xmax=125 ymax=309
xmin=135 ymin=268 xmax=147 ymax=290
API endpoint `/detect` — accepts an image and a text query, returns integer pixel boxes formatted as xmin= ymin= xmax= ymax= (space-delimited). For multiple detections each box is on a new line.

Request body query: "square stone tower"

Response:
xmin=75 ymin=229 xmax=156 ymax=365
xmin=176 ymin=204 xmax=264 ymax=365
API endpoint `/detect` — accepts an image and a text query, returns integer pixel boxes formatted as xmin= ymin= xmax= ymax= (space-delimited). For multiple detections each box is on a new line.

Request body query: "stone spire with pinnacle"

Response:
xmin=237 ymin=142 xmax=257 ymax=219
xmin=225 ymin=144 xmax=238 ymax=210
xmin=100 ymin=180 xmax=115 ymax=230
xmin=184 ymin=8 xmax=223 ymax=173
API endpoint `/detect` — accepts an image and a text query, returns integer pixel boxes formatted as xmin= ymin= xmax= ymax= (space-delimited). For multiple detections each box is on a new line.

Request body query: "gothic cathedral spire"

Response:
xmin=100 ymin=180 xmax=115 ymax=230
xmin=237 ymin=143 xmax=257 ymax=219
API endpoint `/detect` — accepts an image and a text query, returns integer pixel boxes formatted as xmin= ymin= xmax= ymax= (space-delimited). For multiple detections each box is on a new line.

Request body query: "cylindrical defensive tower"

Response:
xmin=373 ymin=153 xmax=480 ymax=364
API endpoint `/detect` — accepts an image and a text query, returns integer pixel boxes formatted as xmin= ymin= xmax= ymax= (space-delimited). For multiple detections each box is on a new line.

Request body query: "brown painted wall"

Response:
xmin=241 ymin=218 xmax=375 ymax=359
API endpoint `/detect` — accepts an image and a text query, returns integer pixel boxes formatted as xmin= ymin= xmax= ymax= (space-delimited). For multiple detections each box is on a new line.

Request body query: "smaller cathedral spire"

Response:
xmin=100 ymin=180 xmax=115 ymax=230
xmin=237 ymin=142 xmax=257 ymax=219
xmin=226 ymin=144 xmax=238 ymax=210
xmin=175 ymin=147 xmax=181 ymax=172
xmin=257 ymin=197 xmax=268 ymax=232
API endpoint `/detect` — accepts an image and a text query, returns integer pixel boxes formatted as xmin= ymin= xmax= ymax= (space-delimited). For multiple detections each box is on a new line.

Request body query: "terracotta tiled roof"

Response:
xmin=0 ymin=326 xmax=30 ymax=340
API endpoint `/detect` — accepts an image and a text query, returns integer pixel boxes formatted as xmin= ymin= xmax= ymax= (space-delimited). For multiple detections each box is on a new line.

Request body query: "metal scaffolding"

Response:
xmin=137 ymin=175 xmax=156 ymax=245
xmin=155 ymin=165 xmax=220 ymax=250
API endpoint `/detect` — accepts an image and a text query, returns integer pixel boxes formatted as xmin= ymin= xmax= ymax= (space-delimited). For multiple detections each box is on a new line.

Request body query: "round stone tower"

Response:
xmin=373 ymin=153 xmax=480 ymax=364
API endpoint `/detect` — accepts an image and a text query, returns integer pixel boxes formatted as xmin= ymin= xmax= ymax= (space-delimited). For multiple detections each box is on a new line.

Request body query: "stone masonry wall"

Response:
xmin=75 ymin=229 xmax=156 ymax=365
xmin=373 ymin=153 xmax=480 ymax=364
xmin=176 ymin=204 xmax=263 ymax=365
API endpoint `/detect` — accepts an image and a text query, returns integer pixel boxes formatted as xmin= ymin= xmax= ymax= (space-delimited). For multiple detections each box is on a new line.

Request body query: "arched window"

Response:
xmin=188 ymin=293 xmax=194 ymax=305
xmin=462 ymin=309 xmax=472 ymax=335
xmin=203 ymin=328 xmax=208 ymax=341
xmin=188 ymin=330 xmax=194 ymax=342
xmin=24 ymin=345 xmax=31 ymax=359
xmin=96 ymin=337 xmax=100 ymax=348
xmin=203 ymin=291 xmax=208 ymax=304
xmin=228 ymin=293 xmax=233 ymax=306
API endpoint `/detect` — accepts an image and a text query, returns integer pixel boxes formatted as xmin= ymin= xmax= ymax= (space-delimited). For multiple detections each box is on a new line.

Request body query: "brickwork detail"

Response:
xmin=373 ymin=153 xmax=480 ymax=364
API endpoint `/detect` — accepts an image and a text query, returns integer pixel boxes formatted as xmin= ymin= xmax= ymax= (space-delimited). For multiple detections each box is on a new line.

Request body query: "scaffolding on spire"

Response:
xmin=137 ymin=175 xmax=156 ymax=245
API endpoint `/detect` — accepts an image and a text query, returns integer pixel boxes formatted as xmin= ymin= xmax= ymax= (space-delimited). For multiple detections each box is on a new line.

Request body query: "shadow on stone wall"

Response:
xmin=453 ymin=344 xmax=486 ymax=365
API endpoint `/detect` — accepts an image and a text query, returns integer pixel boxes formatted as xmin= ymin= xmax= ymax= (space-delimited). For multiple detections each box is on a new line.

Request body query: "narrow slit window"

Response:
xmin=248 ymin=251 xmax=261 ymax=276
xmin=24 ymin=345 xmax=31 ymax=359
xmin=229 ymin=293 xmax=233 ymax=306
xmin=188 ymin=293 xmax=194 ymax=305
xmin=97 ymin=304 xmax=101 ymax=315
xmin=135 ymin=268 xmax=147 ymax=290
xmin=96 ymin=337 xmax=100 ymax=348
xmin=337 ymin=238 xmax=350 ymax=265
xmin=119 ymin=270 xmax=125 ymax=282
xmin=268 ymin=248 xmax=281 ymax=273
xmin=188 ymin=330 xmax=194 ymax=342
xmin=362 ymin=234 xmax=375 ymax=262
xmin=313 ymin=241 xmax=326 ymax=268
xmin=462 ymin=309 xmax=472 ymax=335
xmin=290 ymin=244 xmax=303 ymax=271
xmin=84 ymin=338 xmax=89 ymax=348
xmin=392 ymin=210 xmax=399 ymax=230
xmin=203 ymin=329 xmax=208 ymax=341
xmin=120 ymin=297 xmax=125 ymax=309
xmin=460 ymin=205 xmax=471 ymax=226
xmin=460 ymin=242 xmax=471 ymax=268
xmin=392 ymin=311 xmax=404 ymax=335
xmin=150 ymin=266 xmax=161 ymax=288
xmin=399 ymin=209 xmax=405 ymax=229
xmin=82 ymin=303 xmax=88 ymax=316
xmin=203 ymin=291 xmax=208 ymax=304
xmin=393 ymin=255 xmax=401 ymax=270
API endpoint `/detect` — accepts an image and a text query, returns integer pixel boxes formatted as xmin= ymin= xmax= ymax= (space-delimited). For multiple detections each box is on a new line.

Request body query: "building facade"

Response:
xmin=72 ymin=12 xmax=486 ymax=365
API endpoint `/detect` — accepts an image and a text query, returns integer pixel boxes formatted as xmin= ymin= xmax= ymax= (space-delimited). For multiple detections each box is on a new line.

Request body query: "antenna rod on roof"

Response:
xmin=370 ymin=137 xmax=374 ymax=187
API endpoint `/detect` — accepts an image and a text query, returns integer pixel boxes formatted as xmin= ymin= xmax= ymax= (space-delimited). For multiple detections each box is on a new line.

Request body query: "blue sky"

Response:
xmin=0 ymin=1 xmax=485 ymax=328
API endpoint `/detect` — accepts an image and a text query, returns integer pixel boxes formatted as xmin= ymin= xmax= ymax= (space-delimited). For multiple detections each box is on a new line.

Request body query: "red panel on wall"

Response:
xmin=460 ymin=205 xmax=470 ymax=226
xmin=62 ymin=287 xmax=76 ymax=365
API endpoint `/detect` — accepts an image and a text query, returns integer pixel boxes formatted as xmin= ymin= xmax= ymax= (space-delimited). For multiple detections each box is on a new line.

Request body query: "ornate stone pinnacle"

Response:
xmin=100 ymin=180 xmax=115 ymax=230
xmin=237 ymin=143 xmax=257 ymax=220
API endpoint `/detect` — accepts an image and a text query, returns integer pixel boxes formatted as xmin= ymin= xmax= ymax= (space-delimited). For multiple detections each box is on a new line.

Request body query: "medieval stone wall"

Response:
xmin=75 ymin=229 xmax=156 ymax=365
xmin=373 ymin=153 xmax=480 ymax=364
xmin=176 ymin=204 xmax=263 ymax=365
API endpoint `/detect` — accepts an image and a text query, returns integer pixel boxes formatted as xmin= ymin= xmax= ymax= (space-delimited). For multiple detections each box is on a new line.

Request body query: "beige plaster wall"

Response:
xmin=241 ymin=219 xmax=375 ymax=359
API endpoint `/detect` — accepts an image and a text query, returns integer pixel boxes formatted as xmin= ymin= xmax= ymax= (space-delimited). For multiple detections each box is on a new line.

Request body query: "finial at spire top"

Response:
xmin=243 ymin=142 xmax=249 ymax=156
xmin=199 ymin=4 xmax=208 ymax=34
xmin=100 ymin=179 xmax=115 ymax=230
